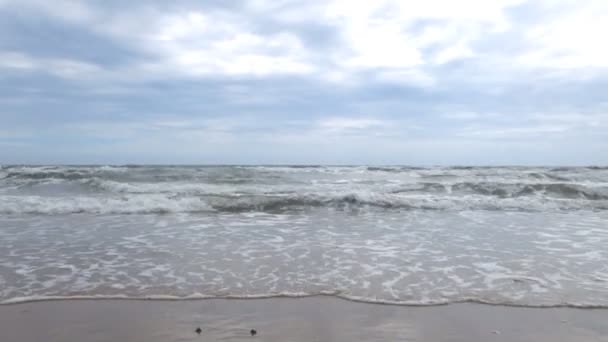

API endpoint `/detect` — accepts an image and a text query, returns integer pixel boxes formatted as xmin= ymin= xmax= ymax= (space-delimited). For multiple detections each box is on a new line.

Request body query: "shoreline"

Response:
xmin=2 ymin=296 xmax=607 ymax=341
xmin=2 ymin=293 xmax=608 ymax=309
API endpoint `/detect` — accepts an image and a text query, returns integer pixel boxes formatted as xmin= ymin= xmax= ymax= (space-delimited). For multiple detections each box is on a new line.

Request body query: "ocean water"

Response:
xmin=0 ymin=165 xmax=607 ymax=307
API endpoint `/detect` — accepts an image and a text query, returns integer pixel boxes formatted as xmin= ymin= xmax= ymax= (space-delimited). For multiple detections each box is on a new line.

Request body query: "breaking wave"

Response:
xmin=1 ymin=191 xmax=607 ymax=215
xmin=1 ymin=165 xmax=607 ymax=215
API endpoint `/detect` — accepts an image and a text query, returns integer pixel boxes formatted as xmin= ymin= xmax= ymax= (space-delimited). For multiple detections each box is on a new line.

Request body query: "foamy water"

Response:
xmin=1 ymin=165 xmax=607 ymax=306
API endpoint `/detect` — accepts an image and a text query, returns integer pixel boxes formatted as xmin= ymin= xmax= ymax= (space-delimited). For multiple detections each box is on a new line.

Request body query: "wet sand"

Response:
xmin=1 ymin=296 xmax=607 ymax=341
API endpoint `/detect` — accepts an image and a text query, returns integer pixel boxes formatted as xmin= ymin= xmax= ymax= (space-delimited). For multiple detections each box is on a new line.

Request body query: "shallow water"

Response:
xmin=1 ymin=165 xmax=607 ymax=306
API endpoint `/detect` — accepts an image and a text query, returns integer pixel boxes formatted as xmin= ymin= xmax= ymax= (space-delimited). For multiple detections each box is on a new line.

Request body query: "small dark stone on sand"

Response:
xmin=195 ymin=327 xmax=202 ymax=335
xmin=250 ymin=329 xmax=257 ymax=336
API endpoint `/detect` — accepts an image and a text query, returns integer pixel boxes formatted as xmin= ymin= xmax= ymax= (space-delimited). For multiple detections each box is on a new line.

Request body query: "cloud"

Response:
xmin=0 ymin=0 xmax=525 ymax=83
xmin=516 ymin=1 xmax=608 ymax=69
xmin=0 ymin=51 xmax=103 ymax=79
xmin=317 ymin=117 xmax=386 ymax=132
xmin=4 ymin=0 xmax=606 ymax=84
xmin=1 ymin=0 xmax=607 ymax=164
xmin=458 ymin=125 xmax=570 ymax=139
xmin=139 ymin=11 xmax=316 ymax=77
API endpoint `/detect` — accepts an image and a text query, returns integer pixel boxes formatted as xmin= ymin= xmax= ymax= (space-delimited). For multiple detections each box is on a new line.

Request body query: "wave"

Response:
xmin=390 ymin=182 xmax=608 ymax=200
xmin=4 ymin=171 xmax=92 ymax=181
xmin=2 ymin=166 xmax=607 ymax=214
xmin=284 ymin=165 xmax=323 ymax=169
xmin=16 ymin=173 xmax=606 ymax=200
xmin=1 ymin=190 xmax=607 ymax=215
xmin=461 ymin=182 xmax=607 ymax=200
xmin=1 ymin=166 xmax=131 ymax=181
xmin=2 ymin=293 xmax=608 ymax=309
xmin=367 ymin=166 xmax=426 ymax=172
xmin=0 ymin=195 xmax=214 ymax=215
xmin=526 ymin=172 xmax=571 ymax=181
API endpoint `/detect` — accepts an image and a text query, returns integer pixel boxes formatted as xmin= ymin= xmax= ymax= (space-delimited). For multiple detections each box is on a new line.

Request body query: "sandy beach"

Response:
xmin=1 ymin=297 xmax=607 ymax=342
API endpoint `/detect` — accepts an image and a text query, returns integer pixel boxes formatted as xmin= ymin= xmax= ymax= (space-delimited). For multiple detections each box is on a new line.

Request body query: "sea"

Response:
xmin=0 ymin=165 xmax=607 ymax=307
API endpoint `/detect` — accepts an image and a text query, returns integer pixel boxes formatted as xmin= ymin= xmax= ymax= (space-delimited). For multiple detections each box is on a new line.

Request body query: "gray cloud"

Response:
xmin=0 ymin=0 xmax=607 ymax=164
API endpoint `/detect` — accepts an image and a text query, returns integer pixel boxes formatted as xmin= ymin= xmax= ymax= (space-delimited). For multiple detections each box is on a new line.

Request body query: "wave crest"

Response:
xmin=2 ymin=166 xmax=607 ymax=214
xmin=1 ymin=190 xmax=607 ymax=215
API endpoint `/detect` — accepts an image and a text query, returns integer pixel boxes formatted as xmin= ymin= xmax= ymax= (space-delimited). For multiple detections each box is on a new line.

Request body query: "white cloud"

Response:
xmin=0 ymin=51 xmax=102 ymax=79
xmin=376 ymin=69 xmax=436 ymax=87
xmin=433 ymin=44 xmax=475 ymax=65
xmin=318 ymin=117 xmax=386 ymax=131
xmin=441 ymin=111 xmax=483 ymax=120
xmin=2 ymin=0 xmax=608 ymax=165
xmin=4 ymin=0 xmax=608 ymax=86
xmin=448 ymin=110 xmax=608 ymax=141
xmin=458 ymin=125 xmax=570 ymax=139
xmin=0 ymin=52 xmax=37 ymax=69
xmin=517 ymin=1 xmax=608 ymax=69
xmin=532 ymin=112 xmax=608 ymax=128
xmin=144 ymin=11 xmax=315 ymax=76
xmin=1 ymin=0 xmax=527 ymax=84
xmin=0 ymin=2 xmax=316 ymax=78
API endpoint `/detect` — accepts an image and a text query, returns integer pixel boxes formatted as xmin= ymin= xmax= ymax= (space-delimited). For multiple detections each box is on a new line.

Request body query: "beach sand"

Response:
xmin=1 ymin=296 xmax=607 ymax=341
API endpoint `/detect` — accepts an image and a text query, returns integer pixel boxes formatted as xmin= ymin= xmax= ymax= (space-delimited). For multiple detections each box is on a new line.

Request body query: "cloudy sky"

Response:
xmin=1 ymin=0 xmax=607 ymax=165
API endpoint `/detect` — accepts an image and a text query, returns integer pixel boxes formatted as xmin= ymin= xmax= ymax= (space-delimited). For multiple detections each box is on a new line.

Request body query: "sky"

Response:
xmin=0 ymin=0 xmax=607 ymax=165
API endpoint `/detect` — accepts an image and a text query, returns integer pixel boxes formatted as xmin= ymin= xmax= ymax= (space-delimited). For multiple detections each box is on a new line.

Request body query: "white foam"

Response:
xmin=1 ymin=166 xmax=608 ymax=307
xmin=0 ymin=195 xmax=215 ymax=214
